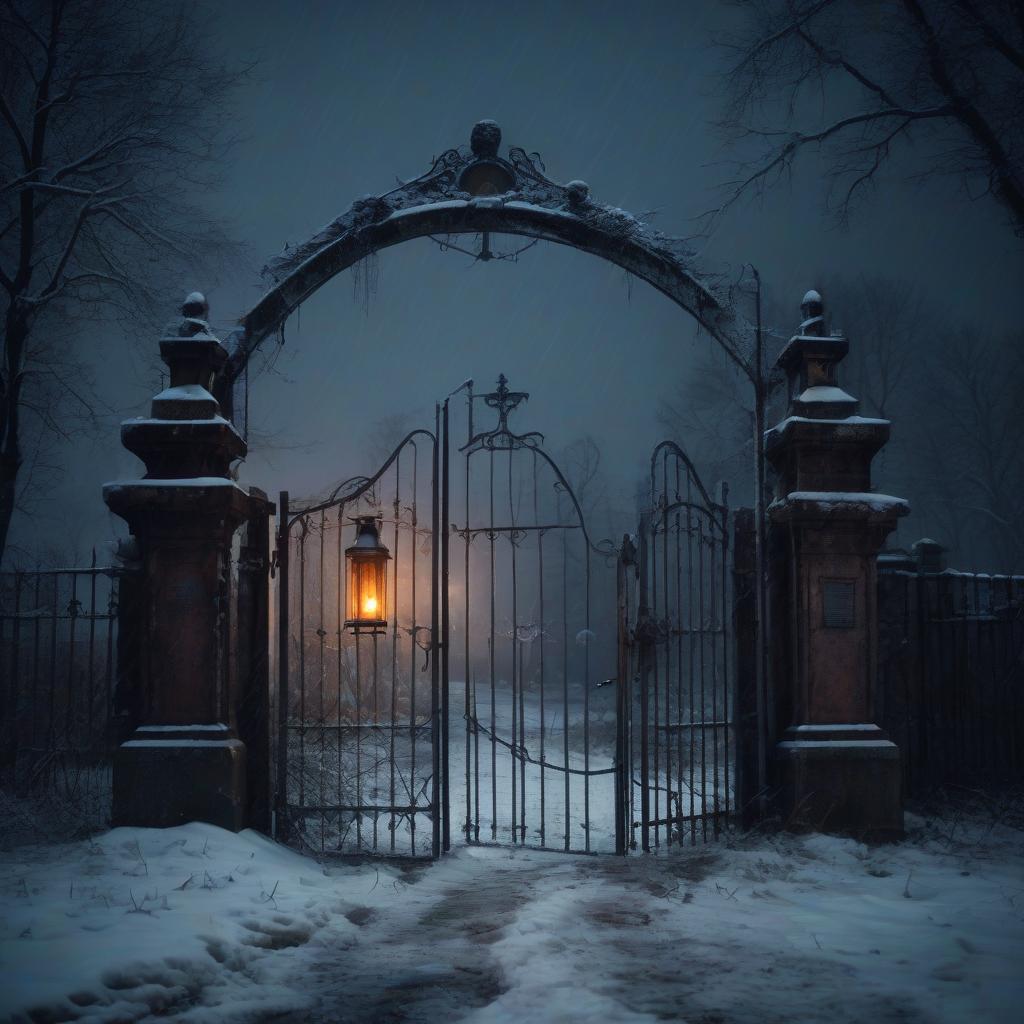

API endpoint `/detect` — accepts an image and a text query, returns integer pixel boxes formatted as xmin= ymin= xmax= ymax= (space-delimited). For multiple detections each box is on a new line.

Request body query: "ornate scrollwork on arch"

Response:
xmin=218 ymin=121 xmax=753 ymax=406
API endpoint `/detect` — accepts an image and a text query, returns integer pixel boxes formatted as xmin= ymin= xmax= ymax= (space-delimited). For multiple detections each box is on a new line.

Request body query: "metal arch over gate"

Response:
xmin=274 ymin=379 xmax=737 ymax=859
xmin=619 ymin=442 xmax=734 ymax=852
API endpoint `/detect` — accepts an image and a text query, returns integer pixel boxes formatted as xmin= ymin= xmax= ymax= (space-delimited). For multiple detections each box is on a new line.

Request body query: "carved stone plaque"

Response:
xmin=822 ymin=579 xmax=856 ymax=629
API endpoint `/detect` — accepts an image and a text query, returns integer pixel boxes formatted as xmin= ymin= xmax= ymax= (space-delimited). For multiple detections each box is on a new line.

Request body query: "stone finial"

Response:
xmin=774 ymin=289 xmax=852 ymax=416
xmin=182 ymin=291 xmax=209 ymax=319
xmin=470 ymin=120 xmax=501 ymax=158
xmin=566 ymin=180 xmax=590 ymax=206
xmin=799 ymin=289 xmax=826 ymax=336
xmin=118 ymin=292 xmax=244 ymax=478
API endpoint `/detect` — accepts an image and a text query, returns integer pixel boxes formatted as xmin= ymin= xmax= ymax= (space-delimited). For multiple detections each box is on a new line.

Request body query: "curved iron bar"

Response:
xmin=467 ymin=426 xmax=613 ymax=559
xmin=224 ymin=201 xmax=752 ymax=393
xmin=286 ymin=428 xmax=437 ymax=529
xmin=326 ymin=475 xmax=372 ymax=504
xmin=466 ymin=713 xmax=616 ymax=778
xmin=649 ymin=440 xmax=727 ymax=535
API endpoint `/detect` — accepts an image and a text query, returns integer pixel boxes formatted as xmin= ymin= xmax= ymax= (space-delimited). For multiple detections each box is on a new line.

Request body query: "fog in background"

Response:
xmin=10 ymin=0 xmax=1024 ymax=570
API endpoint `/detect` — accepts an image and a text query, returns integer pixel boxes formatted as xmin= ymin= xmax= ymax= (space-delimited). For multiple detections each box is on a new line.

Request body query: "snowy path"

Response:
xmin=2 ymin=812 xmax=1023 ymax=1022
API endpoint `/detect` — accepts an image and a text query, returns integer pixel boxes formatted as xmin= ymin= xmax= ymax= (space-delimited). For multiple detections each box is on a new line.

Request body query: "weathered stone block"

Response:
xmin=112 ymin=727 xmax=246 ymax=831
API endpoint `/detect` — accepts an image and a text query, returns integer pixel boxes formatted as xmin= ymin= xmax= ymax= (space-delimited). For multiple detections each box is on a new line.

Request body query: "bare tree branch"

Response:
xmin=715 ymin=0 xmax=1024 ymax=235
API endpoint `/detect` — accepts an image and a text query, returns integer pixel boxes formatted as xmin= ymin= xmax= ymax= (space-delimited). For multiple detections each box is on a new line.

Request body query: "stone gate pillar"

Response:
xmin=765 ymin=290 xmax=908 ymax=836
xmin=104 ymin=294 xmax=269 ymax=830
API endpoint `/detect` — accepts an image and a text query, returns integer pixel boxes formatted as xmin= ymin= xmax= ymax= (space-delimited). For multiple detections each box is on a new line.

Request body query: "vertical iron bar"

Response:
xmin=88 ymin=554 xmax=97 ymax=753
xmin=686 ymin=478 xmax=696 ymax=844
xmin=319 ymin=510 xmax=326 ymax=853
xmin=337 ymin=507 xmax=346 ymax=852
xmin=390 ymin=458 xmax=401 ymax=851
xmin=9 ymin=573 xmax=22 ymax=770
xmin=489 ymin=448 xmax=498 ymax=840
xmin=638 ymin=512 xmax=651 ymax=853
xmin=651 ymin=470 xmax=660 ymax=848
xmin=355 ymin=629 xmax=363 ymax=850
xmin=48 ymin=572 xmax=58 ymax=757
xmin=276 ymin=493 xmax=290 ymax=839
xmin=509 ymin=450 xmax=519 ymax=844
xmin=535 ymin=452 xmax=546 ymax=848
xmin=561 ymin=492 xmax=570 ymax=851
xmin=32 ymin=572 xmax=42 ymax=751
xmin=698 ymin=512 xmax=707 ymax=841
xmin=465 ymin=435 xmax=475 ymax=841
xmin=675 ymin=459 xmax=684 ymax=844
xmin=409 ymin=443 xmax=419 ymax=855
xmin=373 ymin=633 xmax=380 ymax=853
xmin=431 ymin=408 xmax=441 ymax=860
xmin=67 ymin=572 xmax=78 ymax=749
xmin=583 ymin=543 xmax=591 ymax=853
xmin=662 ymin=453 xmax=671 ymax=845
xmin=441 ymin=401 xmax=451 ymax=853
xmin=104 ymin=573 xmax=114 ymax=775
xmin=710 ymin=496 xmax=720 ymax=837
xmin=615 ymin=546 xmax=627 ymax=855
xmin=721 ymin=490 xmax=731 ymax=820
xmin=298 ymin=520 xmax=307 ymax=813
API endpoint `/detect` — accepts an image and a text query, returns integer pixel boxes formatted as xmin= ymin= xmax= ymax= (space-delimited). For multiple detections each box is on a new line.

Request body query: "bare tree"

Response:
xmin=658 ymin=352 xmax=758 ymax=501
xmin=558 ymin=435 xmax=608 ymax=530
xmin=823 ymin=275 xmax=929 ymax=420
xmin=715 ymin=1 xmax=1024 ymax=235
xmin=907 ymin=327 xmax=1024 ymax=569
xmin=0 ymin=0 xmax=246 ymax=564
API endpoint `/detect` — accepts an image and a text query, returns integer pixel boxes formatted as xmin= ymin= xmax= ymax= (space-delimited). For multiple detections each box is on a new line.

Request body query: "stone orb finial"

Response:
xmin=183 ymin=291 xmax=209 ymax=319
xmin=801 ymin=289 xmax=823 ymax=315
xmin=470 ymin=120 xmax=502 ymax=158
xmin=566 ymin=180 xmax=590 ymax=206
xmin=800 ymin=288 xmax=825 ymax=336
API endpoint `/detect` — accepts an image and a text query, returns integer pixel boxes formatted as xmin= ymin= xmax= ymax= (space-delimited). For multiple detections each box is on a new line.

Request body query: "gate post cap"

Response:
xmin=911 ymin=538 xmax=946 ymax=572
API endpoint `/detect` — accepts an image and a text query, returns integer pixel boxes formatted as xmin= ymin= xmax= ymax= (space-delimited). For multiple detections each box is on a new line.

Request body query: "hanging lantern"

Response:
xmin=344 ymin=516 xmax=390 ymax=633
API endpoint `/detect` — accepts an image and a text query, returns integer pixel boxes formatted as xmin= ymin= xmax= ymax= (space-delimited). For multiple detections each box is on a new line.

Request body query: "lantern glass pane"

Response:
xmin=346 ymin=555 xmax=388 ymax=625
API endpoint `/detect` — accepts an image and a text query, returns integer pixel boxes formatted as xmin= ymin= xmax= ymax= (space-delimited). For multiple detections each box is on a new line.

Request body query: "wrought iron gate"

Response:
xmin=448 ymin=376 xmax=618 ymax=854
xmin=275 ymin=424 xmax=441 ymax=857
xmin=274 ymin=384 xmax=737 ymax=858
xmin=618 ymin=442 xmax=734 ymax=850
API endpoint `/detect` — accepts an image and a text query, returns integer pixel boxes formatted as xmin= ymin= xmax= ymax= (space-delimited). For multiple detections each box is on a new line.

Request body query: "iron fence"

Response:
xmin=0 ymin=555 xmax=123 ymax=841
xmin=877 ymin=566 xmax=1024 ymax=796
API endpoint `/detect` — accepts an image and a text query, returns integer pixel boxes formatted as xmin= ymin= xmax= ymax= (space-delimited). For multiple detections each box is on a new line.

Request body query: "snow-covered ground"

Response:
xmin=2 ymin=804 xmax=1022 ymax=1023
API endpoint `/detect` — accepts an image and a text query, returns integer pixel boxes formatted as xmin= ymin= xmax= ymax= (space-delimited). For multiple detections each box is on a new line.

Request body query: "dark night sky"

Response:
xmin=17 ymin=0 xmax=1024 ymax=561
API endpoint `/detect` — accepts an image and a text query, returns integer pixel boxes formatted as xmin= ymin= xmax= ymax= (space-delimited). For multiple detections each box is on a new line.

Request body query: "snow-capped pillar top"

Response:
xmin=160 ymin=292 xmax=228 ymax=394
xmin=117 ymin=293 xmax=246 ymax=479
xmin=775 ymin=289 xmax=858 ymax=419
